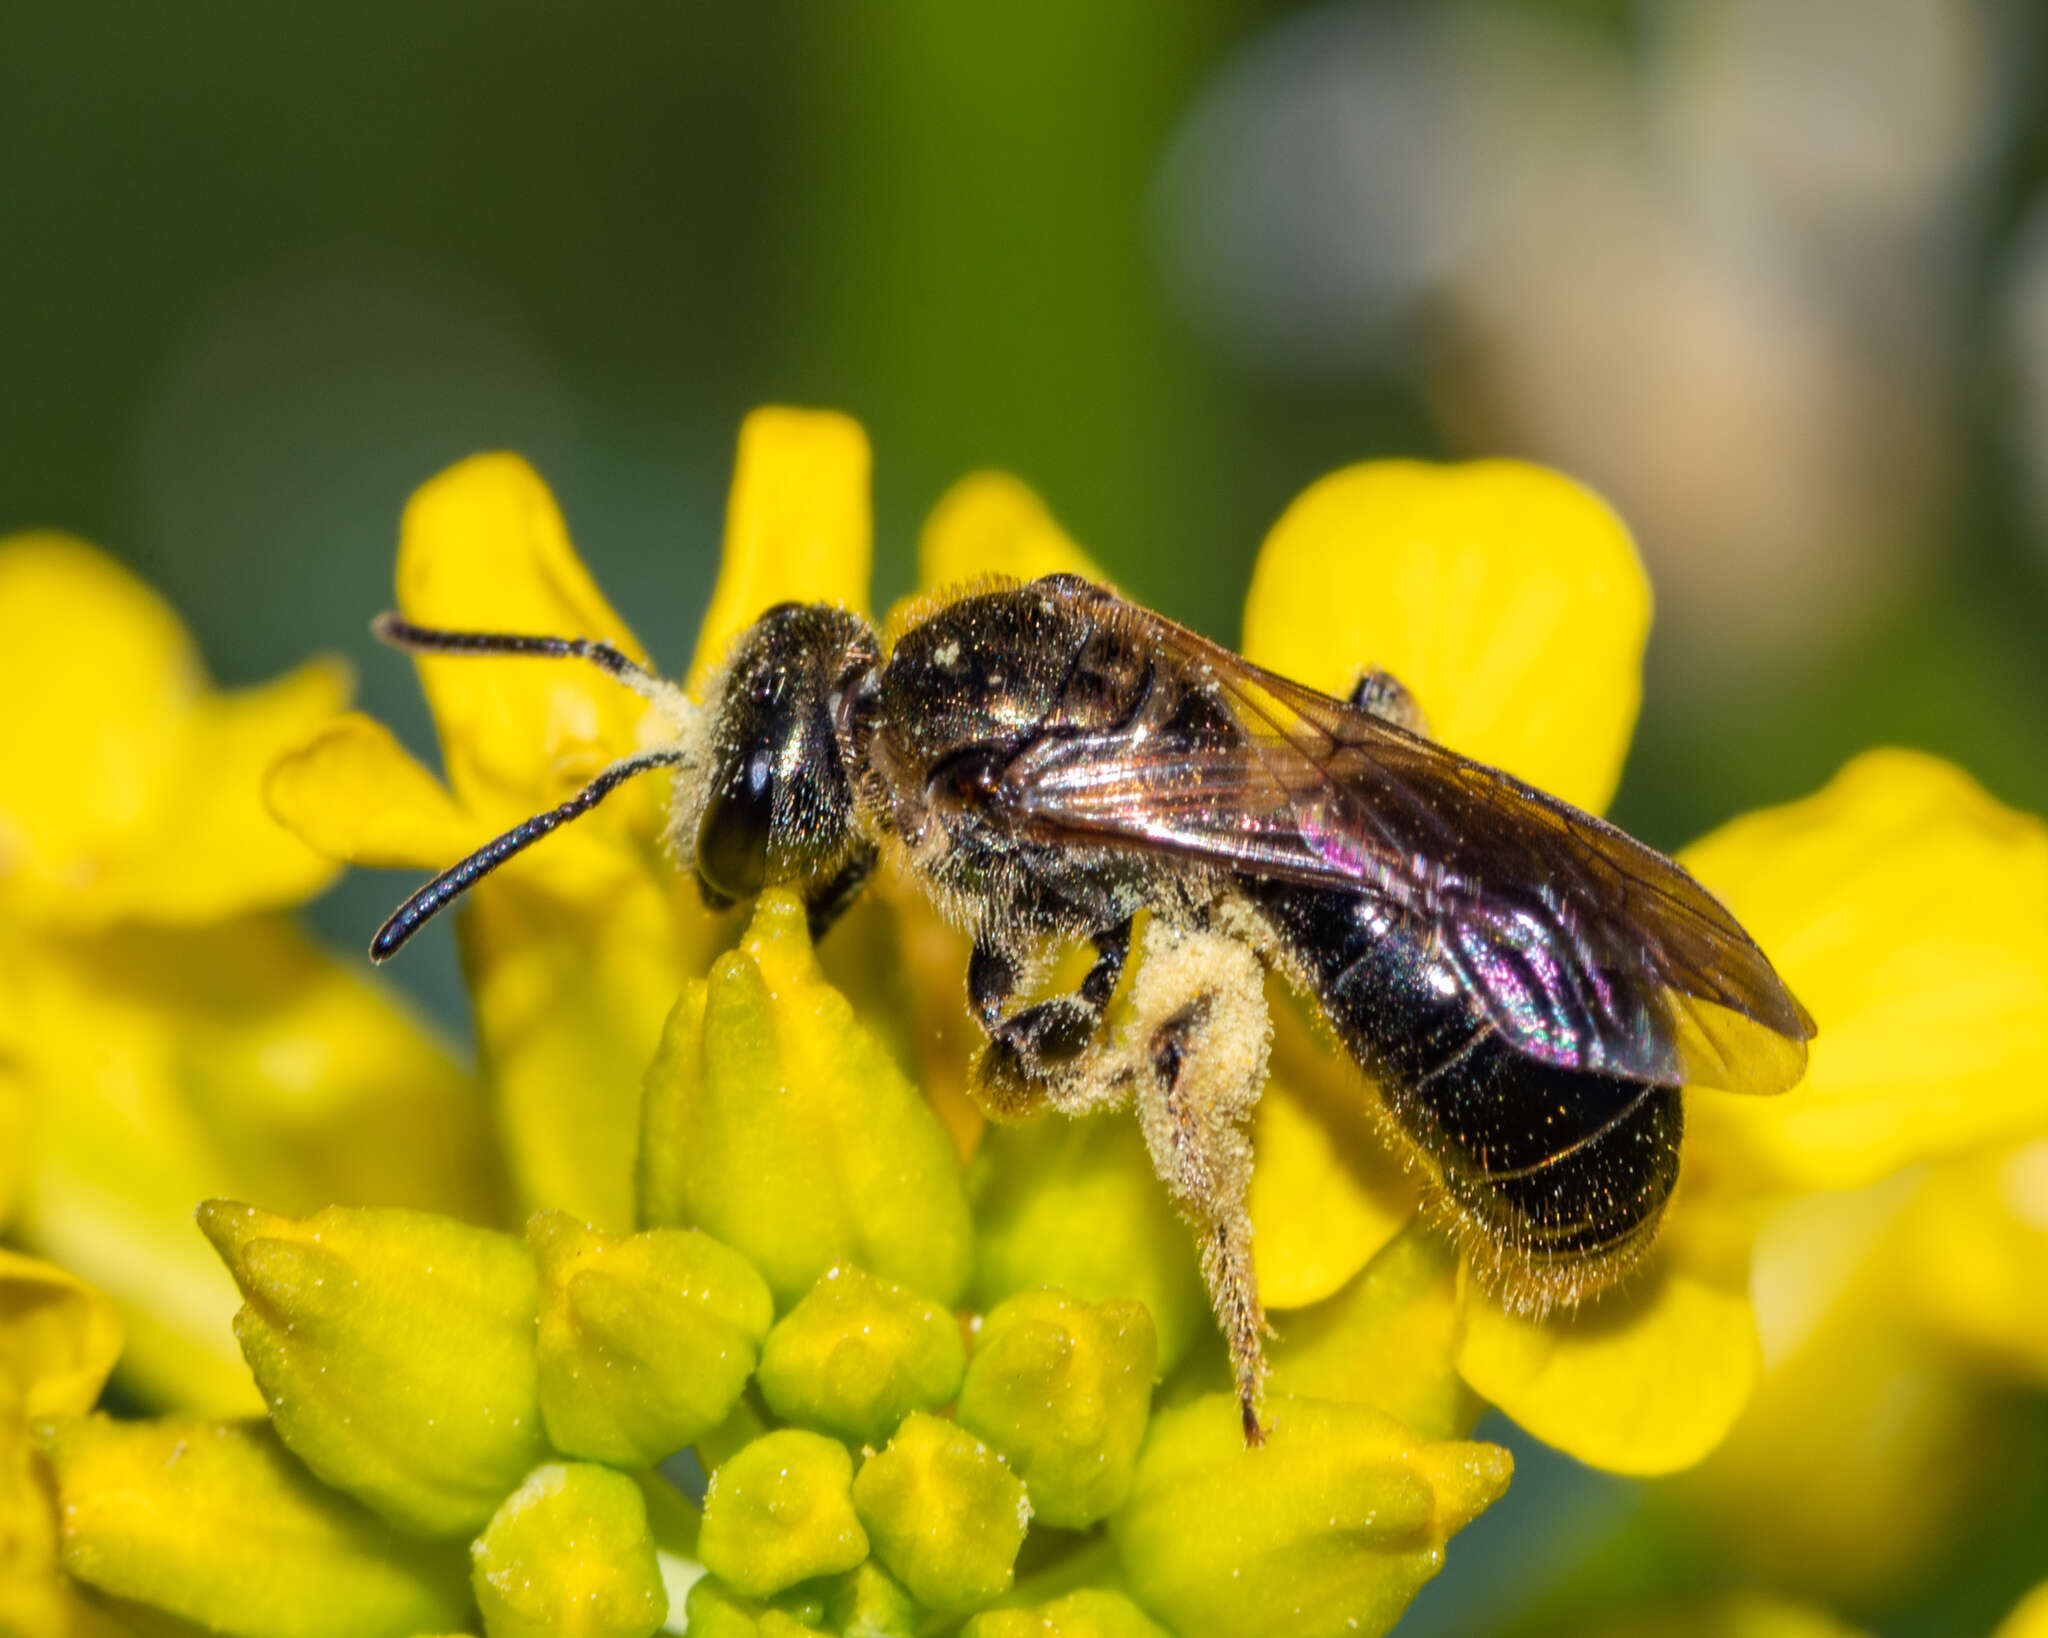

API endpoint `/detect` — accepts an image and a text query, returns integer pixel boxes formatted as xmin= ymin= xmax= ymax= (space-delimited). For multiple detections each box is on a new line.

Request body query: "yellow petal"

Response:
xmin=1901 ymin=1141 xmax=2048 ymax=1384
xmin=265 ymin=711 xmax=480 ymax=870
xmin=13 ymin=915 xmax=494 ymax=1412
xmin=1996 ymin=1581 xmax=2048 ymax=1638
xmin=1456 ymin=1242 xmax=1759 ymax=1475
xmin=465 ymin=863 xmax=700 ymax=1230
xmin=1248 ymin=996 xmax=1419 ymax=1309
xmin=0 ymin=1050 xmax=28 ymax=1231
xmin=0 ymin=534 xmax=203 ymax=921
xmin=0 ymin=1250 xmax=121 ymax=1420
xmin=690 ymin=407 xmax=873 ymax=688
xmin=917 ymin=471 xmax=1108 ymax=593
xmin=1241 ymin=460 xmax=1648 ymax=813
xmin=396 ymin=454 xmax=658 ymax=822
xmin=1670 ymin=1184 xmax=2006 ymax=1602
xmin=105 ymin=658 xmax=351 ymax=923
xmin=1269 ymin=1225 xmax=1481 ymax=1442
xmin=1683 ymin=749 xmax=2048 ymax=1190
xmin=167 ymin=918 xmax=500 ymax=1224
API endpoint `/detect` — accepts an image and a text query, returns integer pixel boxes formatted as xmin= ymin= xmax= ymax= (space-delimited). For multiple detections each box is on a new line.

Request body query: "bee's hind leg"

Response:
xmin=970 ymin=917 xmax=1133 ymax=1117
xmin=1121 ymin=922 xmax=1275 ymax=1445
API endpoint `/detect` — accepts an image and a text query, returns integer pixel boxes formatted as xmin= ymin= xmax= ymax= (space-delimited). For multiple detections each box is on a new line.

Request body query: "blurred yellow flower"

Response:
xmin=1656 ymin=1088 xmax=2048 ymax=1604
xmin=0 ymin=535 xmax=493 ymax=1412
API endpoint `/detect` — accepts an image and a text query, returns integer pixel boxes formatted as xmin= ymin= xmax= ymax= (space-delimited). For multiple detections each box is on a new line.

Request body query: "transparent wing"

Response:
xmin=1000 ymin=612 xmax=1814 ymax=1095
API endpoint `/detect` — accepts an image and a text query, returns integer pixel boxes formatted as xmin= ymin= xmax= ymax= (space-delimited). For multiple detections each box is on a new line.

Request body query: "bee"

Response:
xmin=371 ymin=573 xmax=1814 ymax=1444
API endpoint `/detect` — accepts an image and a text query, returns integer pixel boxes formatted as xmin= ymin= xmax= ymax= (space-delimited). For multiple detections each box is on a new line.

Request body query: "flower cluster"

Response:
xmin=7 ymin=408 xmax=2048 ymax=1636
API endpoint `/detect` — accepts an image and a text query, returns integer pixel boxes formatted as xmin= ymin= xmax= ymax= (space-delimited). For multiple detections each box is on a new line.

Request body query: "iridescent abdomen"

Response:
xmin=1247 ymin=876 xmax=1682 ymax=1304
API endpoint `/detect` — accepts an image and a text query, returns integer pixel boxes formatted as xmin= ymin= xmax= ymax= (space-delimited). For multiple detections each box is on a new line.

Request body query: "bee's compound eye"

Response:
xmin=697 ymin=747 xmax=773 ymax=900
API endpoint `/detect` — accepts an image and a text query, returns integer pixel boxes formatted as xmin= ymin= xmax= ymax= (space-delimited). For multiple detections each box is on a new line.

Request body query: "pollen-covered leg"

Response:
xmin=1120 ymin=923 xmax=1275 ymax=1445
xmin=969 ymin=920 xmax=1133 ymax=1117
xmin=1347 ymin=668 xmax=1429 ymax=737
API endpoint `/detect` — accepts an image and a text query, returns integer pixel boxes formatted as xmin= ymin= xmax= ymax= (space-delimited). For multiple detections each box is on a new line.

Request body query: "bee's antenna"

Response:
xmin=370 ymin=745 xmax=686 ymax=962
xmin=372 ymin=614 xmax=676 ymax=709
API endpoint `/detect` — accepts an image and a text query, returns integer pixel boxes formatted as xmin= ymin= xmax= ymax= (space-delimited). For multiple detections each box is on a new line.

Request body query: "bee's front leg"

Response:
xmin=969 ymin=918 xmax=1133 ymax=1117
xmin=1122 ymin=922 xmax=1275 ymax=1446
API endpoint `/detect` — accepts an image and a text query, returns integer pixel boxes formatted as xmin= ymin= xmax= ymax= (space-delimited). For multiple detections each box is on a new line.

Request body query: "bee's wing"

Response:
xmin=1004 ymin=623 xmax=1814 ymax=1096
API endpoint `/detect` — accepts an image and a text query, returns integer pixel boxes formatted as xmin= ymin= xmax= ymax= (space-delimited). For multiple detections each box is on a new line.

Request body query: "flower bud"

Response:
xmin=471 ymin=1462 xmax=668 ymax=1638
xmin=756 ymin=1263 xmax=965 ymax=1447
xmin=37 ymin=1415 xmax=471 ymax=1638
xmin=1110 ymin=1395 xmax=1510 ymax=1638
xmin=699 ymin=1428 xmax=870 ymax=1599
xmin=955 ymin=1289 xmax=1156 ymax=1528
xmin=639 ymin=892 xmax=972 ymax=1307
xmin=198 ymin=1200 xmax=545 ymax=1536
xmin=970 ymin=1111 xmax=1205 ymax=1373
xmin=828 ymin=1558 xmax=922 ymax=1637
xmin=682 ymin=1575 xmax=829 ymax=1636
xmin=851 ymin=1411 xmax=1029 ymax=1617
xmin=529 ymin=1212 xmax=773 ymax=1468
xmin=962 ymin=1589 xmax=1171 ymax=1638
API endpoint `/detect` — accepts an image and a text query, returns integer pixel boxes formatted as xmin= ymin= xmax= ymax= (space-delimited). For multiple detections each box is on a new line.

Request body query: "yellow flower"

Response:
xmin=923 ymin=460 xmax=2048 ymax=1477
xmin=267 ymin=407 xmax=2045 ymax=1489
xmin=0 ymin=536 xmax=494 ymax=1412
xmin=267 ymin=408 xmax=871 ymax=1230
xmin=1631 ymin=761 xmax=2048 ymax=1592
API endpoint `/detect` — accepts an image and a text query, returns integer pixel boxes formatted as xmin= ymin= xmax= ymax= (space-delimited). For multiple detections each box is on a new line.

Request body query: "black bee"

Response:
xmin=372 ymin=574 xmax=1814 ymax=1443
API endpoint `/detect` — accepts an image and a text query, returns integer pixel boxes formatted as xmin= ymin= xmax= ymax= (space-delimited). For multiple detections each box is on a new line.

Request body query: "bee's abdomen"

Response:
xmin=1249 ymin=880 xmax=1681 ymax=1300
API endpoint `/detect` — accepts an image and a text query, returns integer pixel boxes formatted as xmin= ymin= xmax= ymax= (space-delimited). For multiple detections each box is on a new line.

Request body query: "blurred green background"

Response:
xmin=7 ymin=3 xmax=2048 ymax=1635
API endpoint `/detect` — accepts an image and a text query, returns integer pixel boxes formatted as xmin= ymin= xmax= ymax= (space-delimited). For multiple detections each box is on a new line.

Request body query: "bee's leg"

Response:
xmin=970 ymin=918 xmax=1133 ymax=1117
xmin=1121 ymin=923 xmax=1275 ymax=1445
xmin=1348 ymin=668 xmax=1430 ymax=738
xmin=803 ymin=845 xmax=877 ymax=941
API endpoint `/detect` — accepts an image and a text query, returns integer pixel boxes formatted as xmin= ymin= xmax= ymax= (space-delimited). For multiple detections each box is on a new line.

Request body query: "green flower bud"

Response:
xmin=36 ymin=1416 xmax=470 ymax=1638
xmin=1110 ymin=1395 xmax=1511 ymax=1638
xmin=1267 ymin=1225 xmax=1480 ymax=1441
xmin=971 ymin=1112 xmax=1204 ymax=1373
xmin=683 ymin=1575 xmax=829 ymax=1637
xmin=756 ymin=1264 xmax=965 ymax=1447
xmin=471 ymin=1462 xmax=668 ymax=1638
xmin=639 ymin=892 xmax=973 ymax=1307
xmin=956 ymin=1290 xmax=1156 ymax=1528
xmin=197 ymin=1200 xmax=546 ymax=1536
xmin=828 ymin=1558 xmax=923 ymax=1637
xmin=700 ymin=1427 xmax=870 ymax=1599
xmin=529 ymin=1211 xmax=774 ymax=1467
xmin=851 ymin=1411 xmax=1029 ymax=1617
xmin=962 ymin=1588 xmax=1172 ymax=1638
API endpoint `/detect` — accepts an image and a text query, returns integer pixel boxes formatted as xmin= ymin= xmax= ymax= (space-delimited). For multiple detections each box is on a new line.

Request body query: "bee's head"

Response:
xmin=684 ymin=602 xmax=881 ymax=908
